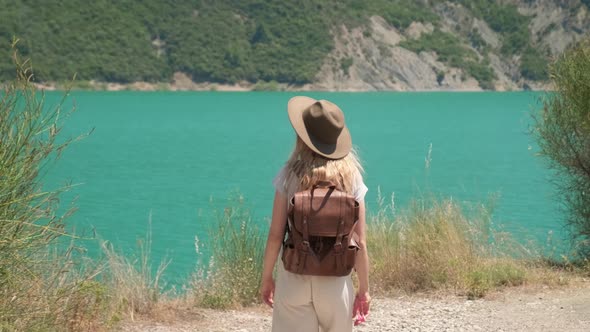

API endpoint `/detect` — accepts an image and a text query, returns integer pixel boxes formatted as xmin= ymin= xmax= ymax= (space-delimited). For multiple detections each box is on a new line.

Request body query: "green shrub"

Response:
xmin=436 ymin=70 xmax=445 ymax=85
xmin=500 ymin=26 xmax=531 ymax=56
xmin=465 ymin=262 xmax=525 ymax=299
xmin=533 ymin=39 xmax=590 ymax=257
xmin=252 ymin=80 xmax=280 ymax=91
xmin=520 ymin=46 xmax=549 ymax=81
xmin=340 ymin=57 xmax=353 ymax=75
xmin=465 ymin=59 xmax=497 ymax=90
xmin=468 ymin=28 xmax=488 ymax=51
xmin=0 ymin=39 xmax=77 ymax=326
xmin=400 ymin=30 xmax=471 ymax=65
xmin=0 ymin=42 xmax=142 ymax=330
xmin=0 ymin=40 xmax=163 ymax=331
xmin=374 ymin=0 xmax=439 ymax=30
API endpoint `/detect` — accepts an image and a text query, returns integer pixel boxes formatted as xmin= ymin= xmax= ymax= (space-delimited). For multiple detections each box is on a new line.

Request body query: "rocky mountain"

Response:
xmin=1 ymin=0 xmax=589 ymax=91
xmin=309 ymin=0 xmax=590 ymax=91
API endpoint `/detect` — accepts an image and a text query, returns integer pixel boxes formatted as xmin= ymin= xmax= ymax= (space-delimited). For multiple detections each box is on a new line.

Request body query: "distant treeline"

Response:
xmin=0 ymin=0 xmax=560 ymax=85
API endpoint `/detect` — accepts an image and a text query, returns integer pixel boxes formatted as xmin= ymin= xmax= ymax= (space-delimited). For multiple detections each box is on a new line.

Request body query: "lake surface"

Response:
xmin=45 ymin=91 xmax=562 ymax=283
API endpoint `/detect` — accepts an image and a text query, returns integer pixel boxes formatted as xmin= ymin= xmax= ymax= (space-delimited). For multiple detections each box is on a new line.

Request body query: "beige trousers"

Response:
xmin=272 ymin=263 xmax=354 ymax=332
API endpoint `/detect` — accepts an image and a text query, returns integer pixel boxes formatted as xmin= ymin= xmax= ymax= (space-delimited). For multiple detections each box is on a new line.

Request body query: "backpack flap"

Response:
xmin=289 ymin=187 xmax=359 ymax=237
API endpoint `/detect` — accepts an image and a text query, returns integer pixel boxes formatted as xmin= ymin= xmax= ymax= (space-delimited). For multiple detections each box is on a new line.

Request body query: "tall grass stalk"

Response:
xmin=190 ymin=193 xmax=265 ymax=309
xmin=99 ymin=218 xmax=171 ymax=321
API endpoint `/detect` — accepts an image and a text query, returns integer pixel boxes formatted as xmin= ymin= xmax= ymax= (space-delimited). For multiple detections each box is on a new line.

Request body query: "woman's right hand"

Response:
xmin=260 ymin=277 xmax=275 ymax=307
xmin=260 ymin=191 xmax=287 ymax=308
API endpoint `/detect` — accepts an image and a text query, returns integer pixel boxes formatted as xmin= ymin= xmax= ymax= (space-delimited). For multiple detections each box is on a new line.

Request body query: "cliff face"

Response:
xmin=309 ymin=0 xmax=590 ymax=91
xmin=309 ymin=17 xmax=481 ymax=91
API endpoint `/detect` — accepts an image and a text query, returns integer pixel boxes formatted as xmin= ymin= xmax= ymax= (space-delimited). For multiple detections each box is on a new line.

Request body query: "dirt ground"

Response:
xmin=118 ymin=281 xmax=590 ymax=332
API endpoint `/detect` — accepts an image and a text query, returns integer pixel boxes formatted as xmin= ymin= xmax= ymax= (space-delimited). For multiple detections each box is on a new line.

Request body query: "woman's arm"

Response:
xmin=260 ymin=190 xmax=288 ymax=307
xmin=353 ymin=201 xmax=371 ymax=314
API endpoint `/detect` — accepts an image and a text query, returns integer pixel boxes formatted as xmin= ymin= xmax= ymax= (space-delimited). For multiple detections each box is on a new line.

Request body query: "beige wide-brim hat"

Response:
xmin=287 ymin=96 xmax=352 ymax=159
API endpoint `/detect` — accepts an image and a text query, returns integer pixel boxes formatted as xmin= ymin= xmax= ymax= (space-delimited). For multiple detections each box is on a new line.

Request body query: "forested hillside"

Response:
xmin=1 ymin=0 xmax=588 ymax=90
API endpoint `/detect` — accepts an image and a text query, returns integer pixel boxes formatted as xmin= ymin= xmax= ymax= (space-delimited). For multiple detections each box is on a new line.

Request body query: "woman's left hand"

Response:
xmin=352 ymin=292 xmax=371 ymax=325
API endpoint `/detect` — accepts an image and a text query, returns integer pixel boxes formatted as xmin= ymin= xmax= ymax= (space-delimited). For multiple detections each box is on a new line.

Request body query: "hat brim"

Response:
xmin=287 ymin=96 xmax=352 ymax=159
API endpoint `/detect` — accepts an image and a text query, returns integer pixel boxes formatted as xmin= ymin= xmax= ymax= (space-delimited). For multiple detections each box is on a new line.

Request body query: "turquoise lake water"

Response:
xmin=45 ymin=91 xmax=563 ymax=283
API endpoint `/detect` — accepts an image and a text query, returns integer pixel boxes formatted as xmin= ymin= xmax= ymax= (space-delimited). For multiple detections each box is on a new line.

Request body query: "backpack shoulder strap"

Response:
xmin=300 ymin=189 xmax=311 ymax=248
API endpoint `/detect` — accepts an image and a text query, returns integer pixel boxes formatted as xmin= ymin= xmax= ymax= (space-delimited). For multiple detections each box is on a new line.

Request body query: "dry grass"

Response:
xmin=185 ymin=188 xmax=582 ymax=313
xmin=99 ymin=221 xmax=171 ymax=322
xmin=367 ymin=190 xmax=576 ymax=298
xmin=188 ymin=193 xmax=265 ymax=309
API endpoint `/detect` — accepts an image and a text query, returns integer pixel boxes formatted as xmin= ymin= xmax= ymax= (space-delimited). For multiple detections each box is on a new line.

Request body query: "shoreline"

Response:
xmin=33 ymin=81 xmax=551 ymax=93
xmin=31 ymin=73 xmax=552 ymax=93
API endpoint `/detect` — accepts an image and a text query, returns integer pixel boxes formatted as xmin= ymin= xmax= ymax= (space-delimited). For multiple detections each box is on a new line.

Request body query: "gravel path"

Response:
xmin=118 ymin=283 xmax=590 ymax=332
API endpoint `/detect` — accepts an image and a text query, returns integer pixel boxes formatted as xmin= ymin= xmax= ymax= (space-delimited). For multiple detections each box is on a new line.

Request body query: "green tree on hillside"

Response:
xmin=533 ymin=39 xmax=590 ymax=256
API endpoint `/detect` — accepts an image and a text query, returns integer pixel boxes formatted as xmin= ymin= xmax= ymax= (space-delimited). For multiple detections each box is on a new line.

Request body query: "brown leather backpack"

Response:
xmin=281 ymin=181 xmax=360 ymax=276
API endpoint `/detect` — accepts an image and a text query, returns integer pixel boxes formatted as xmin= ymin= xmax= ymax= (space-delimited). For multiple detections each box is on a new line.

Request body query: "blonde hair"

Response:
xmin=284 ymin=137 xmax=363 ymax=195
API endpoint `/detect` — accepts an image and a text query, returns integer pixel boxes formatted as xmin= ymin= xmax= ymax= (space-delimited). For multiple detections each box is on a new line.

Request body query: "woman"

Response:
xmin=260 ymin=96 xmax=370 ymax=331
